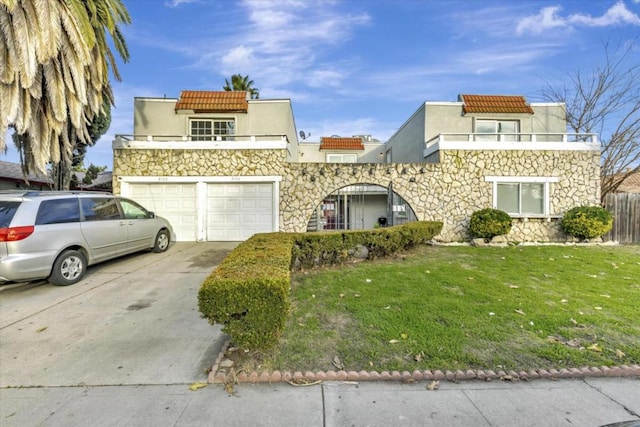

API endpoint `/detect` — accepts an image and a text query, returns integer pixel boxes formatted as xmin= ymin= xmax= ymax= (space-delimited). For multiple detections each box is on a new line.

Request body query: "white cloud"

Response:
xmin=516 ymin=6 xmax=566 ymax=35
xmin=308 ymin=69 xmax=345 ymax=88
xmin=516 ymin=1 xmax=640 ymax=35
xmin=165 ymin=0 xmax=200 ymax=7
xmin=221 ymin=45 xmax=255 ymax=70
xmin=214 ymin=1 xmax=370 ymax=94
xmin=570 ymin=1 xmax=640 ymax=26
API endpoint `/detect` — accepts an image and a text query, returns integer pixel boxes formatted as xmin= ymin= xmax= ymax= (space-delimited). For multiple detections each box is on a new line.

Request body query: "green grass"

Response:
xmin=229 ymin=245 xmax=640 ymax=373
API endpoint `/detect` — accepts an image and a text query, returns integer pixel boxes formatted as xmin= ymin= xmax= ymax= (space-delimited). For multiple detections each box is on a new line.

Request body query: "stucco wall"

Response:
xmin=113 ymin=146 xmax=599 ymax=242
xmin=385 ymin=103 xmax=426 ymax=162
xmin=298 ymin=143 xmax=386 ymax=163
xmin=387 ymin=102 xmax=569 ymax=163
xmin=132 ymin=98 xmax=299 ymax=161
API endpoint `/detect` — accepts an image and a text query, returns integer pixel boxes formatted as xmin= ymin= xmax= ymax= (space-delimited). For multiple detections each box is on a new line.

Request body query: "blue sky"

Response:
xmin=2 ymin=0 xmax=639 ymax=170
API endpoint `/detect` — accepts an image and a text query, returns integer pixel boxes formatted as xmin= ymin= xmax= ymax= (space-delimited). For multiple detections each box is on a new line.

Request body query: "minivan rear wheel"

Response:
xmin=49 ymin=250 xmax=87 ymax=286
xmin=152 ymin=229 xmax=170 ymax=253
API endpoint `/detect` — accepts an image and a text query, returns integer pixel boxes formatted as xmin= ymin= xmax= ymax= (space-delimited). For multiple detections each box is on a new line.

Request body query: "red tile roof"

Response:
xmin=460 ymin=94 xmax=534 ymax=114
xmin=320 ymin=137 xmax=365 ymax=150
xmin=175 ymin=91 xmax=248 ymax=113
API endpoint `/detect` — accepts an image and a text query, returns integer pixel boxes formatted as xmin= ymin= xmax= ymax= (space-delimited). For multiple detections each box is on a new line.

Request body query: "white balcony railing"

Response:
xmin=423 ymin=132 xmax=600 ymax=158
xmin=112 ymin=134 xmax=290 ymax=152
xmin=426 ymin=132 xmax=598 ymax=147
xmin=114 ymin=134 xmax=289 ymax=143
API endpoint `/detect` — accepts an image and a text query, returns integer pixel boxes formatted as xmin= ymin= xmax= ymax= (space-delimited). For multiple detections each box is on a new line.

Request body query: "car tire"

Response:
xmin=49 ymin=250 xmax=87 ymax=286
xmin=152 ymin=229 xmax=170 ymax=253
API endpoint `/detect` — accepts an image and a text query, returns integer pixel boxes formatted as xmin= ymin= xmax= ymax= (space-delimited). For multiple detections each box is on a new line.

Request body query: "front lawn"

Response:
xmin=230 ymin=245 xmax=640 ymax=373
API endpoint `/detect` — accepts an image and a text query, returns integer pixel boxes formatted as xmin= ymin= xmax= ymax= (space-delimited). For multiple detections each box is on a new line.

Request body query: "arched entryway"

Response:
xmin=306 ymin=183 xmax=417 ymax=232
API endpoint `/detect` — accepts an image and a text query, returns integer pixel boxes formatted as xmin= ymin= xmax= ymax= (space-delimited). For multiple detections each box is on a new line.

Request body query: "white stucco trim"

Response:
xmin=113 ymin=139 xmax=288 ymax=150
xmin=118 ymin=175 xmax=282 ymax=183
xmin=484 ymin=176 xmax=559 ymax=183
xmin=423 ymin=141 xmax=600 ymax=158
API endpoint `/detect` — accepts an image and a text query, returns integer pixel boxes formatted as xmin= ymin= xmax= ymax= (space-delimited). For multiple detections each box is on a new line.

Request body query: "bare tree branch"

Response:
xmin=541 ymin=38 xmax=640 ymax=202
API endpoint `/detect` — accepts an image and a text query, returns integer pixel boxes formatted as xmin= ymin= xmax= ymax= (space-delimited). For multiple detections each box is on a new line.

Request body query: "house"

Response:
xmin=0 ymin=160 xmax=112 ymax=192
xmin=298 ymin=135 xmax=398 ymax=231
xmin=113 ymin=91 xmax=297 ymax=241
xmin=74 ymin=170 xmax=113 ymax=192
xmin=299 ymin=135 xmax=385 ymax=163
xmin=112 ymin=92 xmax=601 ymax=242
xmin=613 ymin=171 xmax=640 ymax=193
xmin=0 ymin=160 xmax=52 ymax=190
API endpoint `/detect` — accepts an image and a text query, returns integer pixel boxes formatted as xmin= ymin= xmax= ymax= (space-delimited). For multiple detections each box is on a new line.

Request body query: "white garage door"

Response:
xmin=128 ymin=183 xmax=197 ymax=241
xmin=207 ymin=183 xmax=274 ymax=241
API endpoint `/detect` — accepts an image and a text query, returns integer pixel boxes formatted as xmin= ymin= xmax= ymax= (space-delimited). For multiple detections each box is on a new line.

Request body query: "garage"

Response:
xmin=121 ymin=178 xmax=280 ymax=242
xmin=206 ymin=183 xmax=274 ymax=241
xmin=127 ymin=183 xmax=198 ymax=241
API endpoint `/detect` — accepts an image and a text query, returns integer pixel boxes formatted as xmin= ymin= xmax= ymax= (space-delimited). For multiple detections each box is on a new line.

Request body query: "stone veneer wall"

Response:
xmin=113 ymin=148 xmax=600 ymax=242
xmin=112 ymin=148 xmax=289 ymax=194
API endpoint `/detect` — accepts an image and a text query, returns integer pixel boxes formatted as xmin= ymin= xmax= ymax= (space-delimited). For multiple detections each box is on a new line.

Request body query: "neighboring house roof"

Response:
xmin=75 ymin=171 xmax=113 ymax=191
xmin=0 ymin=160 xmax=52 ymax=186
xmin=175 ymin=91 xmax=249 ymax=113
xmin=615 ymin=171 xmax=640 ymax=193
xmin=320 ymin=137 xmax=365 ymax=151
xmin=460 ymin=94 xmax=534 ymax=114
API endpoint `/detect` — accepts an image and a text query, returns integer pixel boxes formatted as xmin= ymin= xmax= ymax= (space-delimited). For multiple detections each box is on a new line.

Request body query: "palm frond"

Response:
xmin=11 ymin=3 xmax=38 ymax=87
xmin=0 ymin=6 xmax=18 ymax=83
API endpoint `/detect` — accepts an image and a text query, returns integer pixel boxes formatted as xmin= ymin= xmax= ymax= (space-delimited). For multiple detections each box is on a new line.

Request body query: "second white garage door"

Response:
xmin=206 ymin=183 xmax=274 ymax=241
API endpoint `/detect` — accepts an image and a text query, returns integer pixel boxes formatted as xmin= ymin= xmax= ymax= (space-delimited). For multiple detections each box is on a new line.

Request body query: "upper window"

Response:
xmin=190 ymin=119 xmax=235 ymax=141
xmin=476 ymin=120 xmax=519 ymax=142
xmin=327 ymin=153 xmax=358 ymax=163
xmin=486 ymin=177 xmax=558 ymax=216
xmin=35 ymin=199 xmax=80 ymax=225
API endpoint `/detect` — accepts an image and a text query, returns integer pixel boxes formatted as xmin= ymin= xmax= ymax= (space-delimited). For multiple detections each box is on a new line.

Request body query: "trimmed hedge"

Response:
xmin=561 ymin=206 xmax=613 ymax=240
xmin=198 ymin=221 xmax=442 ymax=350
xmin=293 ymin=221 xmax=443 ymax=268
xmin=469 ymin=208 xmax=512 ymax=240
xmin=198 ymin=233 xmax=297 ymax=350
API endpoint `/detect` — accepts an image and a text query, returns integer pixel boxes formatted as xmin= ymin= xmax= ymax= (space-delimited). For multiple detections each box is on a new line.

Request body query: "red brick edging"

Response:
xmin=208 ymin=340 xmax=640 ymax=385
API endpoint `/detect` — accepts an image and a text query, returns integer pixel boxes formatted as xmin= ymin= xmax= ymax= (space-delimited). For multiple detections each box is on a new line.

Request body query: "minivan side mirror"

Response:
xmin=147 ymin=211 xmax=156 ymax=219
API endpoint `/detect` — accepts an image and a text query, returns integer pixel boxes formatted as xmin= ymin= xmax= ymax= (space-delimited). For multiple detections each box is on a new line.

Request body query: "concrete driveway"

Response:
xmin=0 ymin=242 xmax=236 ymax=387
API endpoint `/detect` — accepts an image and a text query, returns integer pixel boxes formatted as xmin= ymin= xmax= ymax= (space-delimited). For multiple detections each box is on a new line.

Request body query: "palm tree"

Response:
xmin=0 ymin=0 xmax=130 ymax=181
xmin=223 ymin=74 xmax=259 ymax=99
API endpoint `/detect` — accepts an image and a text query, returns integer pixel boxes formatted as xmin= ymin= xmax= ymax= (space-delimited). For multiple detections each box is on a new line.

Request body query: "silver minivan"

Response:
xmin=0 ymin=191 xmax=174 ymax=285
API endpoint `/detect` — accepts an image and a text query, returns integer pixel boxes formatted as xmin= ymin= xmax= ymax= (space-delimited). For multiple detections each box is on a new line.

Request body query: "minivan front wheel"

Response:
xmin=49 ymin=250 xmax=87 ymax=286
xmin=152 ymin=229 xmax=170 ymax=253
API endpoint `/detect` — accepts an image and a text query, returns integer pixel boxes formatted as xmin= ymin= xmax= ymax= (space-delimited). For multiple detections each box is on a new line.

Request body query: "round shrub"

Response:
xmin=469 ymin=208 xmax=512 ymax=240
xmin=561 ymin=206 xmax=613 ymax=240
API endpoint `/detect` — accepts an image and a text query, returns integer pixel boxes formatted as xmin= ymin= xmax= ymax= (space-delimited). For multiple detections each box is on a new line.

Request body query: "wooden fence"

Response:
xmin=603 ymin=193 xmax=640 ymax=244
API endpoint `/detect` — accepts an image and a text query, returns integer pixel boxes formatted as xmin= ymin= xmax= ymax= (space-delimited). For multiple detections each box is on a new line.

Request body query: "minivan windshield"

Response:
xmin=0 ymin=201 xmax=21 ymax=228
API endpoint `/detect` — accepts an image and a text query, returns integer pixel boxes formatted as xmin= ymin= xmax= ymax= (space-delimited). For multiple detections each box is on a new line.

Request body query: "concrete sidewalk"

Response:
xmin=1 ymin=377 xmax=638 ymax=426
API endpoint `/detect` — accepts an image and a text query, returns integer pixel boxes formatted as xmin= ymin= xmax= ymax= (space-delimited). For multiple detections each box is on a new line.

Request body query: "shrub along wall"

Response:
xmin=198 ymin=221 xmax=443 ymax=350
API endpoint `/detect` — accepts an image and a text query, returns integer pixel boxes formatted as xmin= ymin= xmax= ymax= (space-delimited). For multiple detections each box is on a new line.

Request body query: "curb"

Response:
xmin=208 ymin=342 xmax=640 ymax=385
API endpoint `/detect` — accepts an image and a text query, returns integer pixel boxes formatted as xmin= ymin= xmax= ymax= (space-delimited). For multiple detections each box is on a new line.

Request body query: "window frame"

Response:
xmin=485 ymin=176 xmax=558 ymax=216
xmin=35 ymin=199 xmax=81 ymax=225
xmin=189 ymin=118 xmax=235 ymax=141
xmin=475 ymin=119 xmax=520 ymax=142
xmin=326 ymin=153 xmax=358 ymax=163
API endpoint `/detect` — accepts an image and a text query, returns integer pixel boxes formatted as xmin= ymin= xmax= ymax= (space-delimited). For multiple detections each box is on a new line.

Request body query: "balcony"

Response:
xmin=424 ymin=133 xmax=600 ymax=158
xmin=113 ymin=134 xmax=290 ymax=151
